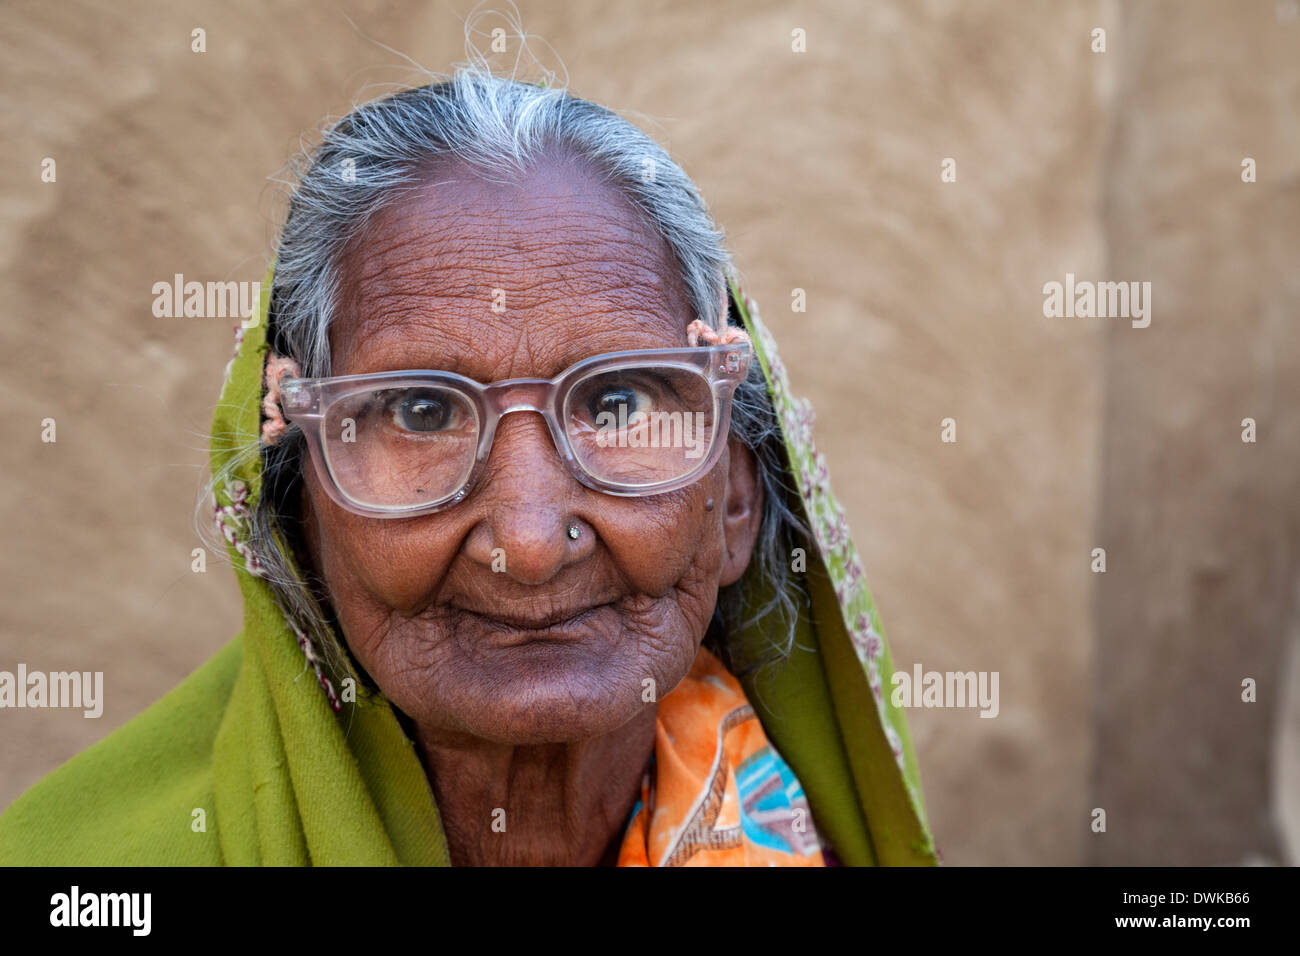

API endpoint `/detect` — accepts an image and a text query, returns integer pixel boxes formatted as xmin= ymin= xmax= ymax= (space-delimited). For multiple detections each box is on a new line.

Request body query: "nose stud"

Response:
xmin=566 ymin=523 xmax=581 ymax=541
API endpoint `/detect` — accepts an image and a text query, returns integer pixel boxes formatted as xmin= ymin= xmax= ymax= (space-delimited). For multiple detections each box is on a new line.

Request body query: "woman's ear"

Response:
xmin=718 ymin=437 xmax=764 ymax=587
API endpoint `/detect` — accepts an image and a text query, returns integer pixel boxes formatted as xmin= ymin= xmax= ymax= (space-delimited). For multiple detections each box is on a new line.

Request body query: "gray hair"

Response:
xmin=250 ymin=65 xmax=808 ymax=685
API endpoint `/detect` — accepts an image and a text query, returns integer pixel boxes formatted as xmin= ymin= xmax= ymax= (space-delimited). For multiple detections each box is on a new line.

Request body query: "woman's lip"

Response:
xmin=453 ymin=602 xmax=613 ymax=634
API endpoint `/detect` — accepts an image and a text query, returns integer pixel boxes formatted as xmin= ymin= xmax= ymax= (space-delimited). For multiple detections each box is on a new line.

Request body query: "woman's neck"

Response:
xmin=413 ymin=705 xmax=657 ymax=866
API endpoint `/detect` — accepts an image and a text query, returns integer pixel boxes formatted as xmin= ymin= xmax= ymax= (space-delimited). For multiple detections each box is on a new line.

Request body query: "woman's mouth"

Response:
xmin=449 ymin=601 xmax=620 ymax=647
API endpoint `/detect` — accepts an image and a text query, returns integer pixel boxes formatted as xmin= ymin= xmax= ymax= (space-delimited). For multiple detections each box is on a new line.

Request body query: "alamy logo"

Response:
xmin=594 ymin=409 xmax=709 ymax=459
xmin=1042 ymin=272 xmax=1152 ymax=328
xmin=0 ymin=665 xmax=103 ymax=718
xmin=891 ymin=664 xmax=1000 ymax=718
xmin=50 ymin=886 xmax=151 ymax=936
xmin=152 ymin=274 xmax=261 ymax=327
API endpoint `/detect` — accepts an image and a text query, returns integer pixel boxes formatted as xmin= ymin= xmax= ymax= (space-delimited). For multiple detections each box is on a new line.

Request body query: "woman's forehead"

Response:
xmin=329 ymin=162 xmax=693 ymax=378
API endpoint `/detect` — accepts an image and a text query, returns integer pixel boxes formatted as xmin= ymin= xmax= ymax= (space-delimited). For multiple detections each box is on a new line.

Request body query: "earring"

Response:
xmin=705 ymin=498 xmax=715 ymax=512
xmin=566 ymin=523 xmax=581 ymax=541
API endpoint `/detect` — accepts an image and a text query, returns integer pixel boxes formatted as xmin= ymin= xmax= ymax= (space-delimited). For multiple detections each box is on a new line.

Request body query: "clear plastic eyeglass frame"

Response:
xmin=279 ymin=343 xmax=752 ymax=519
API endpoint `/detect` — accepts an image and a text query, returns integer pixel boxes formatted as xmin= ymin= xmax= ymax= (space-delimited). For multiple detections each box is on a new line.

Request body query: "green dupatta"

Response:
xmin=0 ymin=266 xmax=939 ymax=867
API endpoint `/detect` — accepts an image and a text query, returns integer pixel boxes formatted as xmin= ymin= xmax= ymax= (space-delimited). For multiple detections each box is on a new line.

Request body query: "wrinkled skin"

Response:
xmin=299 ymin=151 xmax=763 ymax=866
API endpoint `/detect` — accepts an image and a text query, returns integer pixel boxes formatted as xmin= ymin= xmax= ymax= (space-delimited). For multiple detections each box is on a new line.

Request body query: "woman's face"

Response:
xmin=300 ymin=153 xmax=763 ymax=746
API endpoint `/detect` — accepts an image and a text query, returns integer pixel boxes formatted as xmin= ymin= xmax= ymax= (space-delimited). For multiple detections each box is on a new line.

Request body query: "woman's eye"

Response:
xmin=589 ymin=386 xmax=643 ymax=420
xmin=391 ymin=389 xmax=454 ymax=432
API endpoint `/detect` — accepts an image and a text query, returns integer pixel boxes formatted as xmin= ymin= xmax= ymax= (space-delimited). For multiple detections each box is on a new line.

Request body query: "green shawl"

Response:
xmin=0 ymin=269 xmax=939 ymax=866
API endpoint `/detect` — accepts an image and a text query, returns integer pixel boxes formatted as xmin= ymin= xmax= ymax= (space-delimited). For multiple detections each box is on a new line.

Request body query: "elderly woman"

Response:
xmin=0 ymin=69 xmax=937 ymax=867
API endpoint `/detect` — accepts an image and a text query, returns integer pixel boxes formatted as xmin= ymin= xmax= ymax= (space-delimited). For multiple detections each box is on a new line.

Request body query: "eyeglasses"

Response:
xmin=279 ymin=343 xmax=751 ymax=518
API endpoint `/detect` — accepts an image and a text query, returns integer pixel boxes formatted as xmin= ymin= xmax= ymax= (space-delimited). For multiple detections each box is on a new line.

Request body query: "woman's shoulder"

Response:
xmin=0 ymin=638 xmax=243 ymax=866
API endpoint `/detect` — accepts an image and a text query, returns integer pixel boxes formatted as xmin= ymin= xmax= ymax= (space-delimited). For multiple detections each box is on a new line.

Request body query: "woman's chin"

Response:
xmin=421 ymin=647 xmax=678 ymax=744
xmin=452 ymin=681 xmax=646 ymax=745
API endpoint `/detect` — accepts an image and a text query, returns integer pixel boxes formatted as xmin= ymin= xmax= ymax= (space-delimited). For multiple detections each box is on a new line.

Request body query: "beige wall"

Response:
xmin=0 ymin=0 xmax=1295 ymax=865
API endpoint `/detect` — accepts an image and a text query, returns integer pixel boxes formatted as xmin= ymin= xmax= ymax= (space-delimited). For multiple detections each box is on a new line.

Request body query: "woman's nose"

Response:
xmin=461 ymin=412 xmax=594 ymax=585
